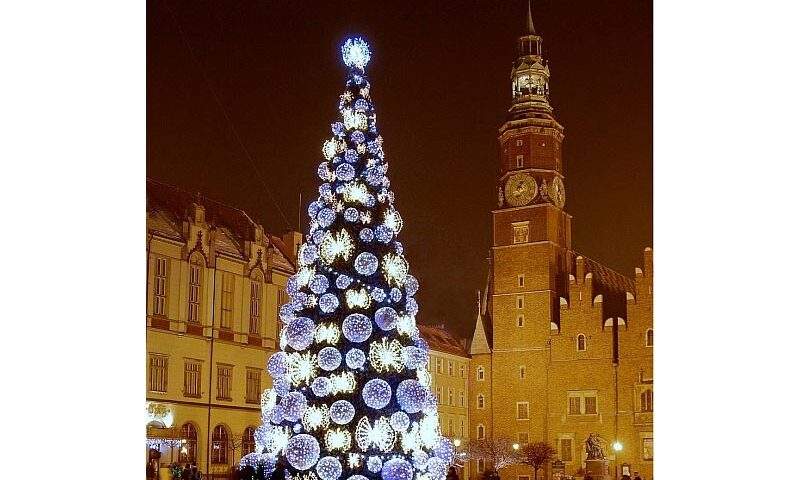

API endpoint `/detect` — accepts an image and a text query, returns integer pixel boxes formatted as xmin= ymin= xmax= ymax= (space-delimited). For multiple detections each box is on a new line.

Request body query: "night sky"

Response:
xmin=147 ymin=0 xmax=652 ymax=339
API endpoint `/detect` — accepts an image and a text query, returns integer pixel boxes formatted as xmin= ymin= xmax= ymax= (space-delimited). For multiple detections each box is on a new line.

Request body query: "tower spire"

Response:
xmin=526 ymin=0 xmax=535 ymax=34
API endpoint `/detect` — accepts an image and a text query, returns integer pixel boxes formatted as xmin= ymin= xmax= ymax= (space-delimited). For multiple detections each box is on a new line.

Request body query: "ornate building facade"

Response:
xmin=145 ymin=180 xmax=471 ymax=477
xmin=468 ymin=6 xmax=653 ymax=480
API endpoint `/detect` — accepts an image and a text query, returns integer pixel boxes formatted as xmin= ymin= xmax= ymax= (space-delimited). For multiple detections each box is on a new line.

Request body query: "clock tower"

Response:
xmin=493 ymin=0 xmax=572 ymax=333
xmin=474 ymin=0 xmax=574 ymax=452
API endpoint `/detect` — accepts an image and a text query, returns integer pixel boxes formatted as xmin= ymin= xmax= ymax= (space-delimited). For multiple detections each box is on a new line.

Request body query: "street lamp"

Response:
xmin=454 ymin=439 xmax=462 ymax=447
xmin=512 ymin=443 xmax=520 ymax=451
xmin=612 ymin=441 xmax=623 ymax=452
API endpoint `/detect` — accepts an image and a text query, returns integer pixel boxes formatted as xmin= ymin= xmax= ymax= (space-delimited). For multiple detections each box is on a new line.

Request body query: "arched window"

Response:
xmin=646 ymin=328 xmax=654 ymax=347
xmin=477 ymin=394 xmax=485 ymax=409
xmin=476 ymin=366 xmax=485 ymax=381
xmin=179 ymin=423 xmax=197 ymax=463
xmin=477 ymin=459 xmax=485 ymax=473
xmin=242 ymin=426 xmax=256 ymax=455
xmin=577 ymin=334 xmax=587 ymax=351
xmin=211 ymin=424 xmax=229 ymax=464
xmin=476 ymin=424 xmax=485 ymax=440
xmin=641 ymin=389 xmax=653 ymax=412
xmin=249 ymin=270 xmax=264 ymax=335
xmin=188 ymin=253 xmax=204 ymax=323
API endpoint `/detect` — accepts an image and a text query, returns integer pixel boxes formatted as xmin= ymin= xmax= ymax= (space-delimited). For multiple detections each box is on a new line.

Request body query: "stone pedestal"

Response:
xmin=584 ymin=459 xmax=610 ymax=479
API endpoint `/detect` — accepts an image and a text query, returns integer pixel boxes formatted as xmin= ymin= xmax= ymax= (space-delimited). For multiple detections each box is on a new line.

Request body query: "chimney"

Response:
xmin=643 ymin=247 xmax=653 ymax=277
xmin=282 ymin=231 xmax=303 ymax=263
xmin=576 ymin=256 xmax=586 ymax=283
xmin=189 ymin=202 xmax=205 ymax=225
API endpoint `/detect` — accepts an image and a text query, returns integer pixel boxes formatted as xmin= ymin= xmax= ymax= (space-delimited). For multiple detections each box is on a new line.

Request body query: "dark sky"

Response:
xmin=147 ymin=0 xmax=652 ymax=339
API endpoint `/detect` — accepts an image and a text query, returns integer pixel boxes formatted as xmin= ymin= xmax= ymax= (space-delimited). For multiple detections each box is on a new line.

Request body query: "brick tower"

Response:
xmin=470 ymin=0 xmax=573 ymax=469
xmin=469 ymin=5 xmax=653 ymax=480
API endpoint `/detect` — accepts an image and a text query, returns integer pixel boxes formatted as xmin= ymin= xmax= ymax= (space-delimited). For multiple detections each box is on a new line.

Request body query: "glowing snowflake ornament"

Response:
xmin=341 ymin=37 xmax=371 ymax=70
xmin=369 ymin=337 xmax=404 ymax=373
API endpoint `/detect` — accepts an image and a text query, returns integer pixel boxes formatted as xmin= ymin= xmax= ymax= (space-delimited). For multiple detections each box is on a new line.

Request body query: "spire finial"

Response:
xmin=526 ymin=0 xmax=536 ymax=34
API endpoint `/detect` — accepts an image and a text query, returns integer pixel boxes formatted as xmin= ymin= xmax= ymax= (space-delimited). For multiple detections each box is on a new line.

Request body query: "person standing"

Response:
xmin=446 ymin=466 xmax=459 ymax=480
xmin=633 ymin=472 xmax=642 ymax=480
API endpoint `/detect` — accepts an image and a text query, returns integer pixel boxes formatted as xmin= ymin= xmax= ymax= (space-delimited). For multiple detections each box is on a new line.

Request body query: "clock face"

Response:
xmin=504 ymin=174 xmax=538 ymax=207
xmin=549 ymin=177 xmax=566 ymax=208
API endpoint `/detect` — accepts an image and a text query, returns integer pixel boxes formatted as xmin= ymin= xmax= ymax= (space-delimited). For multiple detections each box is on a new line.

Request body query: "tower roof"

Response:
xmin=526 ymin=0 xmax=536 ymax=34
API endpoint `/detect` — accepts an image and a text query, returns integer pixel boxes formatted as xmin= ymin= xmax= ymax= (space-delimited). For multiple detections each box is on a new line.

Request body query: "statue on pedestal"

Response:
xmin=585 ymin=433 xmax=605 ymax=460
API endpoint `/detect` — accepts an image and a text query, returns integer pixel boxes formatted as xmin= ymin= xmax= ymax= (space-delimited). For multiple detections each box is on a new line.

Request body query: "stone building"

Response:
xmin=145 ymin=179 xmax=473 ymax=477
xmin=145 ymin=178 xmax=301 ymax=477
xmin=467 ymin=6 xmax=653 ymax=480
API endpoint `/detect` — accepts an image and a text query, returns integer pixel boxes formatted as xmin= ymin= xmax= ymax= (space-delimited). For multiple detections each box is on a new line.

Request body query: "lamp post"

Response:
xmin=612 ymin=441 xmax=623 ymax=479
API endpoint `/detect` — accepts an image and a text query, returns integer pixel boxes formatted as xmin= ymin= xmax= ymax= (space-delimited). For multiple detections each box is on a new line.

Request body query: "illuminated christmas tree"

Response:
xmin=240 ymin=37 xmax=454 ymax=480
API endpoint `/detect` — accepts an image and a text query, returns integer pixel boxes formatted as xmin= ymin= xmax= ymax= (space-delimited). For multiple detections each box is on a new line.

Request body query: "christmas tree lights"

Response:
xmin=247 ymin=36 xmax=452 ymax=480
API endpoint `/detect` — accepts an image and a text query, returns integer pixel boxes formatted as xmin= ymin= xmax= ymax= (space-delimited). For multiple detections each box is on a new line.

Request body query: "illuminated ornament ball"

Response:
xmin=318 ymin=347 xmax=343 ymax=371
xmin=354 ymin=252 xmax=379 ymax=276
xmin=367 ymin=456 xmax=383 ymax=473
xmin=311 ymin=376 xmax=332 ymax=397
xmin=412 ymin=451 xmax=428 ymax=469
xmin=390 ymin=411 xmax=410 ymax=432
xmin=285 ymin=434 xmax=321 ymax=471
xmin=286 ymin=316 xmax=315 ymax=350
xmin=281 ymin=391 xmax=308 ymax=422
xmin=426 ymin=458 xmax=448 ymax=480
xmin=396 ymin=379 xmax=427 ymax=413
xmin=330 ymin=399 xmax=356 ymax=425
xmin=432 ymin=437 xmax=456 ymax=464
xmin=374 ymin=306 xmax=398 ymax=331
xmin=346 ymin=348 xmax=366 ymax=369
xmin=342 ymin=313 xmax=373 ymax=343
xmin=362 ymin=378 xmax=392 ymax=409
xmin=341 ymin=37 xmax=371 ymax=70
xmin=381 ymin=458 xmax=414 ymax=480
xmin=267 ymin=351 xmax=288 ymax=377
xmin=316 ymin=456 xmax=343 ymax=480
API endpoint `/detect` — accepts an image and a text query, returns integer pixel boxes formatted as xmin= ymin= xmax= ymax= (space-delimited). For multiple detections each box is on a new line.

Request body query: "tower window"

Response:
xmin=477 ymin=394 xmax=485 ymax=409
xmin=518 ymin=274 xmax=525 ymax=287
xmin=519 ymin=366 xmax=526 ymax=379
xmin=516 ymin=402 xmax=530 ymax=420
xmin=646 ymin=328 xmax=654 ymax=347
xmin=641 ymin=388 xmax=653 ymax=412
xmin=477 ymin=424 xmax=485 ymax=440
xmin=516 ymin=155 xmax=524 ymax=168
xmin=517 ymin=314 xmax=524 ymax=327
xmin=476 ymin=366 xmax=485 ymax=381
xmin=516 ymin=139 xmax=523 ymax=147
xmin=577 ymin=334 xmax=587 ymax=351
xmin=517 ymin=296 xmax=524 ymax=309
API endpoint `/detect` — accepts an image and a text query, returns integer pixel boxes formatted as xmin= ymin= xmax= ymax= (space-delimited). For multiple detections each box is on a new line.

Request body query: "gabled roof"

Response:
xmin=418 ymin=324 xmax=469 ymax=358
xmin=572 ymin=251 xmax=635 ymax=295
xmin=146 ymin=178 xmax=296 ymax=268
